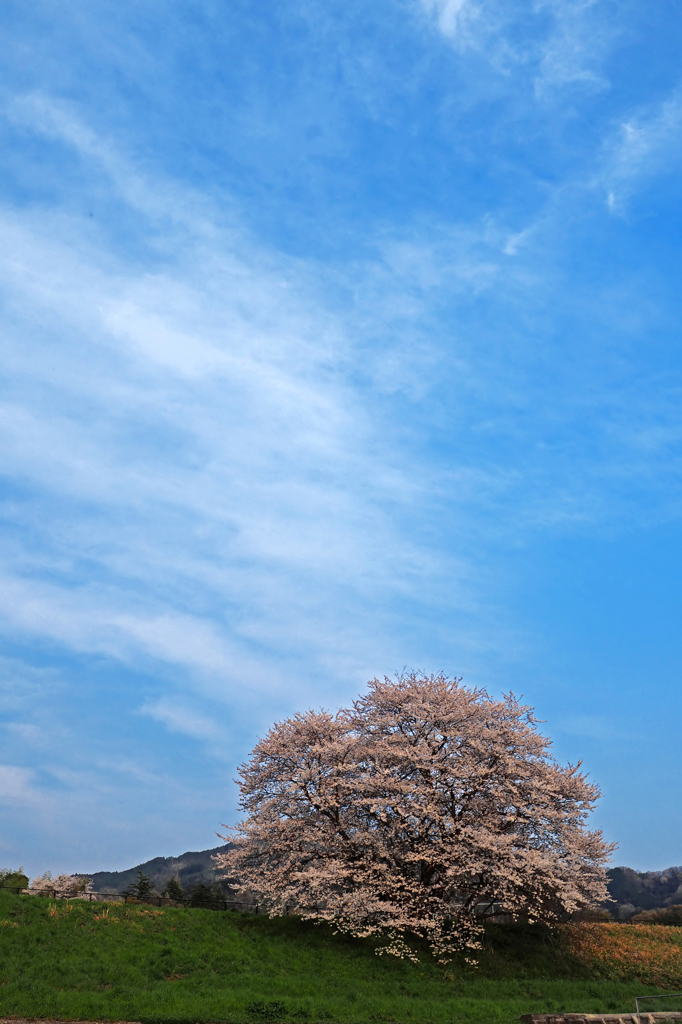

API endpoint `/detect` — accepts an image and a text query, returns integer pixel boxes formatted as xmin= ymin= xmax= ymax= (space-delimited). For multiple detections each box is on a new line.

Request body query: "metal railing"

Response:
xmin=0 ymin=884 xmax=263 ymax=912
xmin=635 ymin=995 xmax=682 ymax=1024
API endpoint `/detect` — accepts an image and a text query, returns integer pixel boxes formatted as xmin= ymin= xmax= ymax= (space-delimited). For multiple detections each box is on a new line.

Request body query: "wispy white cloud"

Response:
xmin=417 ymin=0 xmax=614 ymax=97
xmin=419 ymin=0 xmax=472 ymax=40
xmin=534 ymin=0 xmax=612 ymax=95
xmin=600 ymin=85 xmax=682 ymax=212
xmin=0 ymin=97 xmax=489 ymax=714
xmin=140 ymin=698 xmax=232 ymax=745
xmin=2 ymin=93 xmax=681 ymax=715
xmin=0 ymin=575 xmax=246 ymax=679
xmin=0 ymin=765 xmax=41 ymax=806
xmin=3 ymin=90 xmax=219 ymax=234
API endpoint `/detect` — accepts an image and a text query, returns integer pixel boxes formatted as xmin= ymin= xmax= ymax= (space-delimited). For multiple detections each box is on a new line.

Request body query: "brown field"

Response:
xmin=564 ymin=923 xmax=682 ymax=988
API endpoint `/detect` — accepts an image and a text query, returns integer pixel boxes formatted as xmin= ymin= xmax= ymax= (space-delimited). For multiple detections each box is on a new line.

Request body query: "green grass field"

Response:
xmin=0 ymin=890 xmax=667 ymax=1023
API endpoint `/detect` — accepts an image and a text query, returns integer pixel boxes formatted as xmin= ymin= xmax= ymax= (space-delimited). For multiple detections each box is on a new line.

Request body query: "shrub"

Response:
xmin=631 ymin=904 xmax=682 ymax=925
xmin=0 ymin=867 xmax=29 ymax=890
xmin=246 ymin=1000 xmax=288 ymax=1021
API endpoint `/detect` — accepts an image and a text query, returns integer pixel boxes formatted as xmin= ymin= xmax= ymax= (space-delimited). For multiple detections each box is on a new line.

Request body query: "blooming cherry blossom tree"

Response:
xmin=29 ymin=872 xmax=92 ymax=898
xmin=217 ymin=673 xmax=613 ymax=962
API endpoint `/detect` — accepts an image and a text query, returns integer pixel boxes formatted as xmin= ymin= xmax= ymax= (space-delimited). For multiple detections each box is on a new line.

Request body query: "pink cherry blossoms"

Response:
xmin=216 ymin=673 xmax=613 ymax=962
xmin=28 ymin=872 xmax=92 ymax=898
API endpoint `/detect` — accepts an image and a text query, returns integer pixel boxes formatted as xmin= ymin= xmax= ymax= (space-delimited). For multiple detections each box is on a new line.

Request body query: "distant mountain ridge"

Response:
xmin=77 ymin=844 xmax=234 ymax=895
xmin=77 ymin=847 xmax=682 ymax=916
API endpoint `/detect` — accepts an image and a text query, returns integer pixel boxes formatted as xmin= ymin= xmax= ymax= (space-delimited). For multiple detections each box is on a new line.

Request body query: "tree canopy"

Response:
xmin=217 ymin=673 xmax=612 ymax=962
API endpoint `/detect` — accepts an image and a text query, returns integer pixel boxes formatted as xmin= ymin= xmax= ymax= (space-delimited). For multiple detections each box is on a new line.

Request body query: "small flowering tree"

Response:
xmin=29 ymin=872 xmax=92 ymax=898
xmin=216 ymin=673 xmax=613 ymax=962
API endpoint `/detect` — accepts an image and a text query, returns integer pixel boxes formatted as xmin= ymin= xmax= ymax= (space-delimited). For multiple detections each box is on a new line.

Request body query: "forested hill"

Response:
xmin=607 ymin=865 xmax=682 ymax=917
xmin=77 ymin=844 xmax=233 ymax=894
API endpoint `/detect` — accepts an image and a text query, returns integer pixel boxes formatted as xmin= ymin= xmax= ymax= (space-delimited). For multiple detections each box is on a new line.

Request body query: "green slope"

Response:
xmin=0 ymin=890 xmax=660 ymax=1024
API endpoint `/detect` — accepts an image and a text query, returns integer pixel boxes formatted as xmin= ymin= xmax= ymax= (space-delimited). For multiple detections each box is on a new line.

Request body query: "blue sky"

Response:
xmin=1 ymin=0 xmax=682 ymax=877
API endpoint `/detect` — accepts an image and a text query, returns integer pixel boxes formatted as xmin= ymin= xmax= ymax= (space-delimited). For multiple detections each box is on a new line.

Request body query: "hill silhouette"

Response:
xmin=77 ymin=843 xmax=233 ymax=894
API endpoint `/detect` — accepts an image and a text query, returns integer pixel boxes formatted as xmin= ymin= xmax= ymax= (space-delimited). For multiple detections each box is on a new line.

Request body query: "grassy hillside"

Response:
xmin=0 ymin=890 xmax=677 ymax=1024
